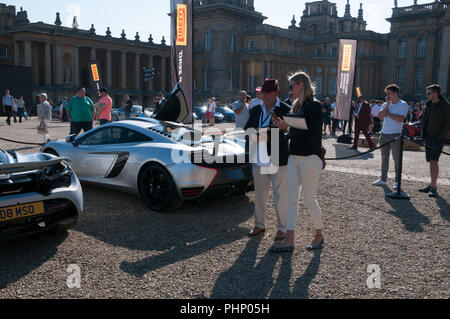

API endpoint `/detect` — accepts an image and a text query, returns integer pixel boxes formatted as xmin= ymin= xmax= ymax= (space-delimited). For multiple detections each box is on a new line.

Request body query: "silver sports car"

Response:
xmin=0 ymin=149 xmax=83 ymax=240
xmin=42 ymin=85 xmax=253 ymax=212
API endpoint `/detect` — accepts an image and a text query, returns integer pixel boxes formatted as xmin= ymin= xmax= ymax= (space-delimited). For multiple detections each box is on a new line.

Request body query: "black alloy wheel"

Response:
xmin=138 ymin=163 xmax=182 ymax=213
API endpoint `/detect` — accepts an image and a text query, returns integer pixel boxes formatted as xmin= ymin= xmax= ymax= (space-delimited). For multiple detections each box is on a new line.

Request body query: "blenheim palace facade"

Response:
xmin=0 ymin=3 xmax=171 ymax=106
xmin=194 ymin=0 xmax=449 ymax=104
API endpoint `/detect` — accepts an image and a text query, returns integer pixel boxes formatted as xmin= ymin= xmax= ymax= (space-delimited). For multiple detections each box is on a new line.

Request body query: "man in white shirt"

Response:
xmin=249 ymin=87 xmax=263 ymax=110
xmin=370 ymin=99 xmax=382 ymax=135
xmin=207 ymin=97 xmax=217 ymax=126
xmin=232 ymin=91 xmax=250 ymax=130
xmin=372 ymin=84 xmax=409 ymax=190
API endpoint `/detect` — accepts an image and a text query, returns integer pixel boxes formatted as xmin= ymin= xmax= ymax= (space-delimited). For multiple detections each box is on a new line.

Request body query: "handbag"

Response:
xmin=37 ymin=122 xmax=48 ymax=135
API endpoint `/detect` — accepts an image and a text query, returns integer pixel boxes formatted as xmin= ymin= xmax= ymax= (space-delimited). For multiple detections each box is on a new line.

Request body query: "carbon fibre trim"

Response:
xmin=105 ymin=152 xmax=130 ymax=179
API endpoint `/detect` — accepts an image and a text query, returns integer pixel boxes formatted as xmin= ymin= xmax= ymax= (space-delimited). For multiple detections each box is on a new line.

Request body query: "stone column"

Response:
xmin=147 ymin=55 xmax=154 ymax=91
xmin=24 ymin=40 xmax=32 ymax=67
xmin=239 ymin=61 xmax=244 ymax=91
xmin=439 ymin=25 xmax=450 ymax=95
xmin=14 ymin=42 xmax=20 ymax=66
xmin=90 ymin=47 xmax=96 ymax=61
xmin=160 ymin=56 xmax=167 ymax=91
xmin=106 ymin=49 xmax=112 ymax=88
xmin=135 ymin=53 xmax=141 ymax=90
xmin=45 ymin=42 xmax=52 ymax=86
xmin=121 ymin=51 xmax=127 ymax=89
xmin=73 ymin=45 xmax=80 ymax=87
xmin=55 ymin=43 xmax=64 ymax=85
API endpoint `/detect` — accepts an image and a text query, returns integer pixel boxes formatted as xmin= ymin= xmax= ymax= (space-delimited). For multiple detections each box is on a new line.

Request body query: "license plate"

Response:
xmin=0 ymin=202 xmax=45 ymax=222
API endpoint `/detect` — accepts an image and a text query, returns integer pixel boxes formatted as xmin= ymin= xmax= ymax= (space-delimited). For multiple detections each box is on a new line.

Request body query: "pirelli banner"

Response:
xmin=88 ymin=61 xmax=103 ymax=103
xmin=170 ymin=0 xmax=193 ymax=123
xmin=334 ymin=39 xmax=358 ymax=121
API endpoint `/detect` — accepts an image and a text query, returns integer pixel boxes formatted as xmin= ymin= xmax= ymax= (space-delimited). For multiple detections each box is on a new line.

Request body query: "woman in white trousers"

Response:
xmin=271 ymin=71 xmax=325 ymax=252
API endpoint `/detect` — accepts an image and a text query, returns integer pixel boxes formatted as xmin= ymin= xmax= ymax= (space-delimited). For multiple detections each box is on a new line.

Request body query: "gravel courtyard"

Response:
xmin=0 ymin=118 xmax=448 ymax=299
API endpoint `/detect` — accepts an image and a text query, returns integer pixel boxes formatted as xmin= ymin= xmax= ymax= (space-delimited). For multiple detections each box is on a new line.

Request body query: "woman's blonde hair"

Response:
xmin=288 ymin=71 xmax=315 ymax=113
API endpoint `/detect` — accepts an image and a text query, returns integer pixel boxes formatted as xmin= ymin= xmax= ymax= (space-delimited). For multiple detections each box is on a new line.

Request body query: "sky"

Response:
xmin=5 ymin=0 xmax=436 ymax=39
xmin=254 ymin=0 xmax=436 ymax=34
xmin=5 ymin=0 xmax=171 ymax=43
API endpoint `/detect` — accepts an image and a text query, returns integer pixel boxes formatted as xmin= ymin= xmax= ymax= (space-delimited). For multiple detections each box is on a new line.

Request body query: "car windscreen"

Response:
xmin=149 ymin=122 xmax=213 ymax=144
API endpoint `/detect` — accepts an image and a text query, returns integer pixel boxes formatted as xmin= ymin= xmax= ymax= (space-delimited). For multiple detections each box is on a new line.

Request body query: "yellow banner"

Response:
xmin=91 ymin=64 xmax=100 ymax=82
xmin=176 ymin=4 xmax=187 ymax=46
xmin=341 ymin=44 xmax=352 ymax=72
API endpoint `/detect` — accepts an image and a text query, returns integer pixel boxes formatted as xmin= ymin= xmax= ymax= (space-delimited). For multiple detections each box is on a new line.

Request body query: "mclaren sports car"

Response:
xmin=42 ymin=85 xmax=254 ymax=212
xmin=0 ymin=149 xmax=83 ymax=240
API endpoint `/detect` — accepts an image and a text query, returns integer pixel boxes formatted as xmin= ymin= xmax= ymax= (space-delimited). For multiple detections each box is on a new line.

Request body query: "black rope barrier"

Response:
xmin=324 ymin=136 xmax=400 ymax=161
xmin=0 ymin=137 xmax=44 ymax=146
xmin=404 ymin=136 xmax=450 ymax=156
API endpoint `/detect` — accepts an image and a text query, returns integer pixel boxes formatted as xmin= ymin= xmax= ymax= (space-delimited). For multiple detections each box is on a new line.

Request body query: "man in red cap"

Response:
xmin=244 ymin=79 xmax=291 ymax=241
xmin=350 ymin=95 xmax=375 ymax=150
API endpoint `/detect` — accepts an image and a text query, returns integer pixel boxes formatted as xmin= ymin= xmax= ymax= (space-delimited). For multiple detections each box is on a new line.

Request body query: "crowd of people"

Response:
xmin=2 ymin=87 xmax=168 ymax=144
xmin=226 ymin=74 xmax=449 ymax=252
xmin=2 ymin=89 xmax=29 ymax=125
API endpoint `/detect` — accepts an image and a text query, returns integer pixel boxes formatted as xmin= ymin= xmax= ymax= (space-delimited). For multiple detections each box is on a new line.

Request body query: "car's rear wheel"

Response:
xmin=138 ymin=163 xmax=183 ymax=213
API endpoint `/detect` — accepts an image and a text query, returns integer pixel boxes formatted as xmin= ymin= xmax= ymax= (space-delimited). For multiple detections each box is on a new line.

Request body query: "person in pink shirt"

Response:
xmin=95 ymin=88 xmax=113 ymax=125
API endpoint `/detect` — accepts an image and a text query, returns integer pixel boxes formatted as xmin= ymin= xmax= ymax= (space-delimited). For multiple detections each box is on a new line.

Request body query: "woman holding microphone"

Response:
xmin=270 ymin=71 xmax=325 ymax=252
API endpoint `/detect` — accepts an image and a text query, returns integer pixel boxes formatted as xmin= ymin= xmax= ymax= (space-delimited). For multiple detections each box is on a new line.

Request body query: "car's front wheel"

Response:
xmin=138 ymin=163 xmax=183 ymax=213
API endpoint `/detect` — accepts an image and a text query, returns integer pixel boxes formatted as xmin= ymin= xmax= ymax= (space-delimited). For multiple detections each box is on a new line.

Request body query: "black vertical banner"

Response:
xmin=88 ymin=60 xmax=103 ymax=103
xmin=334 ymin=39 xmax=357 ymax=121
xmin=170 ymin=0 xmax=193 ymax=124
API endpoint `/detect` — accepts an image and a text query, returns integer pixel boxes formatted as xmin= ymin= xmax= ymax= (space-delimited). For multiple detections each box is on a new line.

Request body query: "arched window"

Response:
xmin=228 ymin=29 xmax=234 ymax=52
xmin=205 ymin=28 xmax=211 ymax=52
xmin=398 ymin=37 xmax=407 ymax=59
xmin=416 ymin=36 xmax=426 ymax=58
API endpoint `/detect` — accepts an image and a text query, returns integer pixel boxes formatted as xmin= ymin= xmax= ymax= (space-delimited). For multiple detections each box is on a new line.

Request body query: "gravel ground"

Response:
xmin=0 ymin=118 xmax=449 ymax=299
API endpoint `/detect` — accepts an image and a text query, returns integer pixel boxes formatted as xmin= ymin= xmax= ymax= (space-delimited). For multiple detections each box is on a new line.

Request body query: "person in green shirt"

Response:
xmin=67 ymin=87 xmax=95 ymax=136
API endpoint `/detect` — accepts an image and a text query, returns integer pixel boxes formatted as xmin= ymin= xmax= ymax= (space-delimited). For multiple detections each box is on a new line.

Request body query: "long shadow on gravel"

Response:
xmin=210 ymin=237 xmax=322 ymax=299
xmin=333 ymin=144 xmax=375 ymax=161
xmin=383 ymin=187 xmax=430 ymax=232
xmin=436 ymin=196 xmax=449 ymax=221
xmin=0 ymin=231 xmax=68 ymax=290
xmin=77 ymin=185 xmax=254 ymax=277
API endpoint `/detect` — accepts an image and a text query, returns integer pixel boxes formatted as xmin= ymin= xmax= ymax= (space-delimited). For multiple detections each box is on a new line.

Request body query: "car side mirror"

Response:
xmin=66 ymin=134 xmax=78 ymax=146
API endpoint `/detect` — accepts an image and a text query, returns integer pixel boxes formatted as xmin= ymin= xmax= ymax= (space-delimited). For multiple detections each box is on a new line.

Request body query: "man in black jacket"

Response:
xmin=244 ymin=79 xmax=291 ymax=240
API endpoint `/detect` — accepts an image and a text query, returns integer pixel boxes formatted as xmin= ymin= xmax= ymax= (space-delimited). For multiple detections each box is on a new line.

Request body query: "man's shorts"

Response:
xmin=206 ymin=112 xmax=215 ymax=120
xmin=424 ymin=136 xmax=445 ymax=162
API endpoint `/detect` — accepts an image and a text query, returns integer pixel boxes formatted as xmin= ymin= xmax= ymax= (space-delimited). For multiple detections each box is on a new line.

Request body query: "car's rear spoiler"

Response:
xmin=0 ymin=157 xmax=72 ymax=175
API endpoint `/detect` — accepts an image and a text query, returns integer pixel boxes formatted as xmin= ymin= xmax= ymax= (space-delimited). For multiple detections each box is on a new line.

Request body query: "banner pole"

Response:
xmin=387 ymin=128 xmax=410 ymax=200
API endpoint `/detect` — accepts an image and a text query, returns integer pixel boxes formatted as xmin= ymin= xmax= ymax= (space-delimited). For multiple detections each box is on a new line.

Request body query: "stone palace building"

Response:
xmin=193 ymin=0 xmax=449 ymax=104
xmin=0 ymin=3 xmax=171 ymax=107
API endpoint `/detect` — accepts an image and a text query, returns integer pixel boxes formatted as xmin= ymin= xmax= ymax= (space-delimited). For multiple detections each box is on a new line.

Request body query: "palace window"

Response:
xmin=0 ymin=47 xmax=7 ymax=58
xmin=331 ymin=47 xmax=338 ymax=57
xmin=414 ymin=65 xmax=424 ymax=96
xmin=396 ymin=66 xmax=405 ymax=95
xmin=228 ymin=29 xmax=234 ymax=52
xmin=228 ymin=67 xmax=233 ymax=90
xmin=416 ymin=36 xmax=426 ymax=58
xmin=205 ymin=28 xmax=211 ymax=52
xmin=315 ymin=77 xmax=322 ymax=94
xmin=328 ymin=77 xmax=337 ymax=95
xmin=315 ymin=48 xmax=322 ymax=56
xmin=248 ymin=40 xmax=255 ymax=50
xmin=247 ymin=74 xmax=253 ymax=91
xmin=398 ymin=38 xmax=407 ymax=59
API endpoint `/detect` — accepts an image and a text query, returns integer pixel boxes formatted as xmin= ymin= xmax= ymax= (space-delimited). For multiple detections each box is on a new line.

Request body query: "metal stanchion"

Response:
xmin=387 ymin=128 xmax=410 ymax=200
